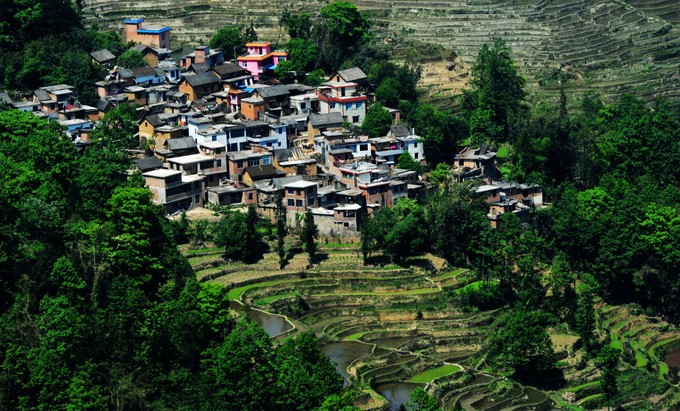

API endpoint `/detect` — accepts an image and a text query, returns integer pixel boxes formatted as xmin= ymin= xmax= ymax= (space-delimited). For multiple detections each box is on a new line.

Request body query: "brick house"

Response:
xmin=283 ymin=180 xmax=318 ymax=211
xmin=124 ymin=18 xmax=171 ymax=49
xmin=178 ymin=72 xmax=221 ymax=101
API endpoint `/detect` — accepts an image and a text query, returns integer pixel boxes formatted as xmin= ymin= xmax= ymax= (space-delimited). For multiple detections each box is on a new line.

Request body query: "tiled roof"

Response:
xmin=183 ymin=72 xmax=220 ymax=88
xmin=310 ymin=112 xmax=344 ymax=128
xmin=133 ymin=156 xmax=163 ymax=172
xmin=90 ymin=49 xmax=115 ymax=62
xmin=166 ymin=136 xmax=197 ymax=151
xmin=336 ymin=67 xmax=367 ymax=82
xmin=212 ymin=62 xmax=247 ymax=78
xmin=254 ymin=85 xmax=289 ymax=99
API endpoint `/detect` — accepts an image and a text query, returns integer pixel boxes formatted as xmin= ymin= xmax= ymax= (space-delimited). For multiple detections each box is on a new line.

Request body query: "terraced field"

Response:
xmin=83 ymin=0 xmax=680 ymax=102
xmin=184 ymin=241 xmax=680 ymax=410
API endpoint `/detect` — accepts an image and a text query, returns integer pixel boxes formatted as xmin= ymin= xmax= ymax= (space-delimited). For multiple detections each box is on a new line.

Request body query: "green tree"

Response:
xmin=428 ymin=162 xmax=450 ymax=185
xmin=487 ymin=310 xmax=556 ymax=376
xmin=214 ymin=207 xmax=264 ymax=263
xmin=116 ymin=49 xmax=145 ymax=68
xmin=596 ymin=346 xmax=620 ymax=410
xmin=575 ymin=274 xmax=598 ymax=351
xmin=244 ymin=20 xmax=258 ymax=42
xmin=202 ymin=320 xmax=274 ymax=410
xmin=301 ymin=210 xmax=318 ymax=265
xmin=464 ymin=38 xmax=526 ymax=143
xmin=273 ymin=332 xmax=343 ymax=410
xmin=384 ymin=199 xmax=427 ymax=264
xmin=317 ymin=2 xmax=371 ymax=71
xmin=407 ymin=104 xmax=465 ymax=163
xmin=210 ymin=25 xmax=246 ymax=59
xmin=304 ymin=69 xmax=325 ymax=87
xmin=406 ymin=387 xmax=441 ymax=411
xmin=362 ymin=102 xmax=392 ymax=137
xmin=275 ymin=194 xmax=287 ymax=269
xmin=396 ymin=152 xmax=423 ymax=174
xmin=280 ymin=11 xmax=313 ymax=39
xmin=375 ymin=77 xmax=401 ymax=108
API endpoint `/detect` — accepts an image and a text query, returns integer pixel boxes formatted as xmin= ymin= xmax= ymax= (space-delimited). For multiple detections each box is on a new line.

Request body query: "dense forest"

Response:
xmin=1 ymin=1 xmax=679 ymax=410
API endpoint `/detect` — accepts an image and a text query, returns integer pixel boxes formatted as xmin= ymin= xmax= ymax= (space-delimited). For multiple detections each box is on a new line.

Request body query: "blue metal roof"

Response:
xmin=137 ymin=27 xmax=171 ymax=34
xmin=124 ymin=18 xmax=144 ymax=24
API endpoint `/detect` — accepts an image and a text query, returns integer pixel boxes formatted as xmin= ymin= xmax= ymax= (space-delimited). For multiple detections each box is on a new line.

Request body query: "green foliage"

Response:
xmin=464 ymin=38 xmax=526 ymax=143
xmin=89 ymin=26 xmax=126 ymax=56
xmin=362 ymin=102 xmax=392 ymax=137
xmin=406 ymin=387 xmax=441 ymax=411
xmin=274 ymin=332 xmax=343 ymax=410
xmin=276 ymin=38 xmax=319 ymax=82
xmin=316 ymin=2 xmax=372 ymax=71
xmin=575 ymin=280 xmax=596 ymax=351
xmin=280 ymin=11 xmax=313 ymax=39
xmin=304 ymin=69 xmax=326 ymax=87
xmin=275 ymin=195 xmax=287 ymax=269
xmin=369 ymin=61 xmax=420 ymax=108
xmin=396 ymin=152 xmax=423 ymax=174
xmin=407 ymin=104 xmax=466 ymax=164
xmin=214 ymin=206 xmax=265 ymax=263
xmin=427 ymin=163 xmax=450 ymax=185
xmin=319 ymin=2 xmax=371 ymax=45
xmin=301 ymin=210 xmax=318 ymax=265
xmin=210 ymin=25 xmax=246 ymax=58
xmin=426 ymin=183 xmax=487 ymax=266
xmin=116 ymin=48 xmax=145 ymax=69
xmin=487 ymin=310 xmax=556 ymax=375
xmin=596 ymin=345 xmax=620 ymax=408
xmin=0 ymin=1 xmax=108 ymax=103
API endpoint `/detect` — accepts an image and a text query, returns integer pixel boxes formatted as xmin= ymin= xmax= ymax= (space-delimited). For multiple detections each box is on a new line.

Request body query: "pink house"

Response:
xmin=237 ymin=42 xmax=288 ymax=81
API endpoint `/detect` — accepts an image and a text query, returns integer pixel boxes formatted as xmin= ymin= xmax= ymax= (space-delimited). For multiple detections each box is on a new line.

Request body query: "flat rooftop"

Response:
xmin=284 ymin=180 xmax=317 ymax=189
xmin=168 ymin=154 xmax=214 ymax=165
xmin=144 ymin=169 xmax=181 ymax=178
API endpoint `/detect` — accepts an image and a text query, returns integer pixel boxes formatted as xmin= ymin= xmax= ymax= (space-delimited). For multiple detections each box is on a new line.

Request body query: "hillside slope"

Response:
xmin=82 ymin=0 xmax=680 ymax=101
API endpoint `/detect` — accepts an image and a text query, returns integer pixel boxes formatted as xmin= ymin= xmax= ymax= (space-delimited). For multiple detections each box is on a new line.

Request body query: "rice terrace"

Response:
xmin=185 ymin=237 xmax=680 ymax=410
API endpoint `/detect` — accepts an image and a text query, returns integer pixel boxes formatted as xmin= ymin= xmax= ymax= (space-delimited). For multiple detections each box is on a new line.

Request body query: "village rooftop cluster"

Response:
xmin=0 ymin=19 xmax=543 ymax=234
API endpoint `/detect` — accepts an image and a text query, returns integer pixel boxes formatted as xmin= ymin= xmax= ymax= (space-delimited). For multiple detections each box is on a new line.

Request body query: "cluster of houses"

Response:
xmin=0 ymin=18 xmax=542 ymax=234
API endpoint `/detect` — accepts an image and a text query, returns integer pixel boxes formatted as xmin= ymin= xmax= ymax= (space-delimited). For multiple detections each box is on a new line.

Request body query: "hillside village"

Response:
xmin=1 ymin=18 xmax=542 ymax=234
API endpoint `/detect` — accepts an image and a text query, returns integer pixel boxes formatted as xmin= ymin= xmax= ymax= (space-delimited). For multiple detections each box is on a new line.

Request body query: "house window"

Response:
xmin=242 ymin=62 xmax=247 ymax=67
xmin=237 ymin=160 xmax=243 ymax=168
xmin=414 ymin=153 xmax=419 ymax=159
xmin=308 ymin=197 xmax=315 ymax=206
xmin=263 ymin=156 xmax=271 ymax=165
xmin=248 ymin=158 xmax=259 ymax=166
xmin=307 ymin=187 xmax=315 ymax=195
xmin=212 ymin=136 xmax=217 ymax=141
xmin=329 ymin=102 xmax=336 ymax=109
xmin=369 ymin=188 xmax=377 ymax=195
xmin=287 ymin=189 xmax=294 ymax=195
xmin=300 ymin=102 xmax=306 ymax=109
xmin=296 ymin=199 xmax=303 ymax=207
xmin=359 ymin=144 xmax=368 ymax=151
xmin=414 ymin=142 xmax=418 ymax=147
xmin=288 ymin=199 xmax=294 ymax=207
xmin=346 ymin=103 xmax=352 ymax=110
xmin=216 ymin=159 xmax=221 ymax=167
xmin=229 ymin=143 xmax=238 ymax=151
xmin=353 ymin=116 xmax=360 ymax=123
xmin=356 ymin=102 xmax=363 ymax=109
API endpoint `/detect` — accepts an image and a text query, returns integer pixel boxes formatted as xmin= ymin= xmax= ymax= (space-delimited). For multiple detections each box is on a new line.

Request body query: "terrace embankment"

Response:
xmin=82 ymin=0 xmax=680 ymax=103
